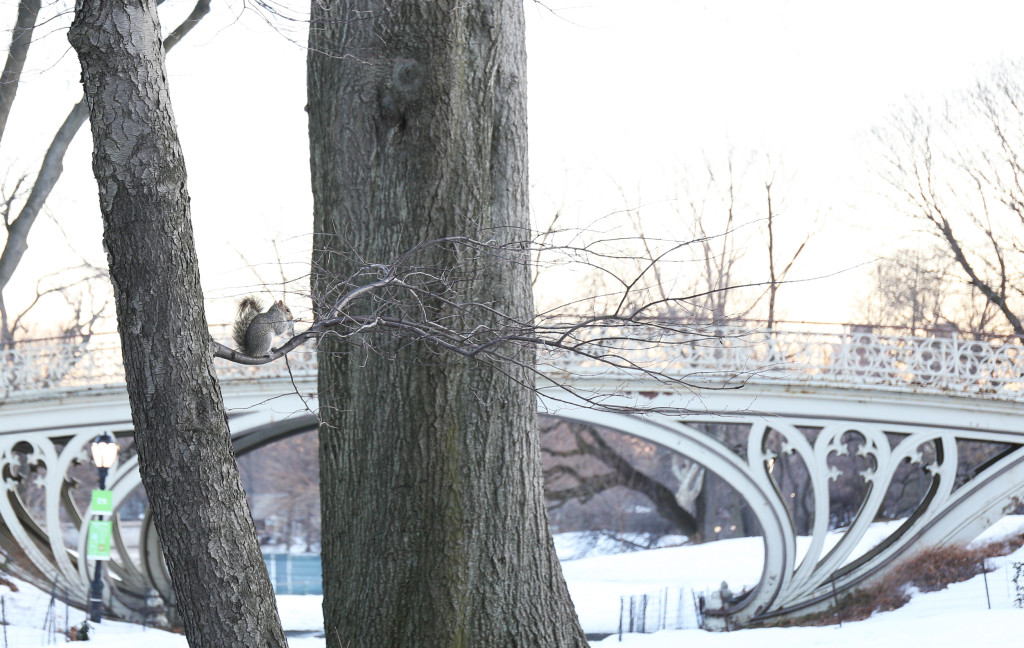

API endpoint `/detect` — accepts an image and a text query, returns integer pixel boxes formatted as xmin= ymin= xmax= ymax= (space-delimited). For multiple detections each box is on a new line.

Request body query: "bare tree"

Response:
xmin=857 ymin=247 xmax=947 ymax=333
xmin=238 ymin=431 xmax=320 ymax=551
xmin=0 ymin=0 xmax=41 ymax=142
xmin=675 ymin=157 xmax=749 ymax=324
xmin=608 ymin=154 xmax=811 ymax=328
xmin=69 ymin=0 xmax=285 ymax=645
xmin=0 ymin=0 xmax=210 ymax=346
xmin=876 ymin=60 xmax=1024 ymax=335
xmin=857 ymin=245 xmax=999 ymax=335
xmin=542 ymin=419 xmax=701 ymax=541
xmin=763 ymin=173 xmax=810 ymax=329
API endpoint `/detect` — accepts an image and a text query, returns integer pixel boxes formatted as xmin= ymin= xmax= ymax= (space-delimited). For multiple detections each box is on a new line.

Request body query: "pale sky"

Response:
xmin=6 ymin=0 xmax=1024 ymax=330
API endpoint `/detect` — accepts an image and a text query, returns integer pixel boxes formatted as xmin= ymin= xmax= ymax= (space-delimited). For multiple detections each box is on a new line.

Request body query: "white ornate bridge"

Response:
xmin=1 ymin=324 xmax=1024 ymax=628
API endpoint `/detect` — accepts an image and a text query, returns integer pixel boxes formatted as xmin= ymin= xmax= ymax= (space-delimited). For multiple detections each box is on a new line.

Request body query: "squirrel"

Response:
xmin=232 ymin=296 xmax=294 ymax=357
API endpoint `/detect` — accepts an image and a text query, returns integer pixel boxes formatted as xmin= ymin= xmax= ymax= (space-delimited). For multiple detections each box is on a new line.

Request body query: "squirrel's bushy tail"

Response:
xmin=233 ymin=296 xmax=264 ymax=351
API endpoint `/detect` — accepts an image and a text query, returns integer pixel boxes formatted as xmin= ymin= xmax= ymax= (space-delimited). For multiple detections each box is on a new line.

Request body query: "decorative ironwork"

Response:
xmin=542 ymin=325 xmax=1024 ymax=397
xmin=0 ymin=324 xmax=1021 ymax=398
xmin=0 ymin=428 xmax=152 ymax=622
xmin=0 ymin=323 xmax=1023 ymax=627
xmin=552 ymin=396 xmax=1024 ymax=628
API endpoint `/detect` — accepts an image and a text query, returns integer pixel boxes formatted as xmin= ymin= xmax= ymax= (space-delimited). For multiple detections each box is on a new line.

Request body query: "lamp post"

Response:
xmin=88 ymin=433 xmax=119 ymax=623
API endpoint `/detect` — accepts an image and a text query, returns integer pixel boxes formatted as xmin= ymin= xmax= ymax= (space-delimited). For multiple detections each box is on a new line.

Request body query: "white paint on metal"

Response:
xmin=0 ymin=326 xmax=1023 ymax=624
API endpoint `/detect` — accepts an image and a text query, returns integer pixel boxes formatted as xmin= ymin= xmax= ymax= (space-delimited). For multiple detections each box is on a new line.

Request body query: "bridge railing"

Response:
xmin=0 ymin=326 xmax=316 ymax=398
xmin=0 ymin=336 xmax=122 ymax=394
xmin=540 ymin=326 xmax=1024 ymax=397
xmin=0 ymin=325 xmax=1021 ymax=399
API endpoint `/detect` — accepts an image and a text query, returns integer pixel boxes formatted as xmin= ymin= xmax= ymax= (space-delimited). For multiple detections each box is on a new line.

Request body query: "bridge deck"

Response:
xmin=1 ymin=325 xmax=1022 ymax=402
xmin=0 ymin=324 xmax=1023 ymax=627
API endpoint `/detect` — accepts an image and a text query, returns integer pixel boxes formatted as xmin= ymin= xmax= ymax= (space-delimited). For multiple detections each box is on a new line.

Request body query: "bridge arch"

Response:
xmin=544 ymin=403 xmax=794 ymax=622
xmin=0 ymin=393 xmax=320 ymax=624
xmin=1 ymin=327 xmax=1024 ymax=626
xmin=540 ymin=381 xmax=1024 ymax=625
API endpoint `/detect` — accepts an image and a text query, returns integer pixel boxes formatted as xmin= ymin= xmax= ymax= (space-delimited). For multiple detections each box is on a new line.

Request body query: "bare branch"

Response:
xmin=0 ymin=100 xmax=88 ymax=293
xmin=541 ymin=422 xmax=700 ymax=537
xmin=0 ymin=0 xmax=214 ymax=297
xmin=0 ymin=0 xmax=41 ymax=144
xmin=875 ymin=71 xmax=1024 ymax=336
xmin=214 ymin=234 xmax=837 ymax=424
xmin=162 ymin=0 xmax=211 ymax=51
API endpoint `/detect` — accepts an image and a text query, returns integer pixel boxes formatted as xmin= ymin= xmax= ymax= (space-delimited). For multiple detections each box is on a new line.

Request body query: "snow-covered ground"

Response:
xmin=559 ymin=518 xmax=917 ymax=633
xmin=1 ymin=518 xmax=1022 ymax=646
xmin=590 ymin=609 xmax=1024 ymax=648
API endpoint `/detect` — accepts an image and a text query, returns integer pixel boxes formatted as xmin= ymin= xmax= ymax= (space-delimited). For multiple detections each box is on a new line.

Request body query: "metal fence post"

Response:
xmin=618 ymin=596 xmax=624 ymax=642
xmin=983 ymin=570 xmax=992 ymax=610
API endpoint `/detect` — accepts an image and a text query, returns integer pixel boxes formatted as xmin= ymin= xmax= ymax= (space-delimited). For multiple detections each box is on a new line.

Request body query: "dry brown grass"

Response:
xmin=835 ymin=533 xmax=1024 ymax=623
xmin=751 ymin=532 xmax=1024 ymax=628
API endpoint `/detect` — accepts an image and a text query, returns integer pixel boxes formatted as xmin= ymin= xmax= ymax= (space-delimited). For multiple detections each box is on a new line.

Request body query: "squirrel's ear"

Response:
xmin=276 ymin=300 xmax=284 ymax=307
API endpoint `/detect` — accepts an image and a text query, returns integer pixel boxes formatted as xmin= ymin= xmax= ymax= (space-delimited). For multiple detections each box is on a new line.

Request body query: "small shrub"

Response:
xmin=891 ymin=543 xmax=991 ymax=592
xmin=838 ymin=535 xmax=1022 ymax=621
xmin=66 ymin=620 xmax=89 ymax=641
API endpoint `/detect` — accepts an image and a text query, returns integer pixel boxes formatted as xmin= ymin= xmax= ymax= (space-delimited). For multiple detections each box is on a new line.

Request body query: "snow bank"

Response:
xmin=1 ymin=516 xmax=1022 ymax=646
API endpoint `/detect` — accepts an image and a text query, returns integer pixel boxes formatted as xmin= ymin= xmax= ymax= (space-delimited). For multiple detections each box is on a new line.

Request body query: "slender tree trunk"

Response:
xmin=68 ymin=1 xmax=286 ymax=645
xmin=765 ymin=181 xmax=777 ymax=330
xmin=0 ymin=0 xmax=40 ymax=144
xmin=0 ymin=102 xmax=88 ymax=293
xmin=308 ymin=1 xmax=587 ymax=646
xmin=0 ymin=0 xmax=210 ymax=299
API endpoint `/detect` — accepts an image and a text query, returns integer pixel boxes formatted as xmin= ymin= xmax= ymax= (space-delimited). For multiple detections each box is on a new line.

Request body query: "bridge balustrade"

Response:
xmin=1 ymin=323 xmax=1024 ymax=629
xmin=0 ymin=325 xmax=1019 ymax=397
xmin=540 ymin=325 xmax=1024 ymax=396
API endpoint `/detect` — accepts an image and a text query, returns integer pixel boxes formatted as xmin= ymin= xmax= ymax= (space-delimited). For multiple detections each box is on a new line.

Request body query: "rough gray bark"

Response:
xmin=68 ymin=0 xmax=286 ymax=645
xmin=308 ymin=1 xmax=587 ymax=646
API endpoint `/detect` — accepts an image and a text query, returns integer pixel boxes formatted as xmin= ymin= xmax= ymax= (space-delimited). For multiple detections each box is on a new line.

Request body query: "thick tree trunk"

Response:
xmin=308 ymin=2 xmax=587 ymax=646
xmin=68 ymin=1 xmax=286 ymax=646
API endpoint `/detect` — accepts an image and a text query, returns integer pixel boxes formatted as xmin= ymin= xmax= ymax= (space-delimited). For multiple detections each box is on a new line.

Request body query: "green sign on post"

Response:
xmin=90 ymin=489 xmax=113 ymax=516
xmin=87 ymin=519 xmax=113 ymax=561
